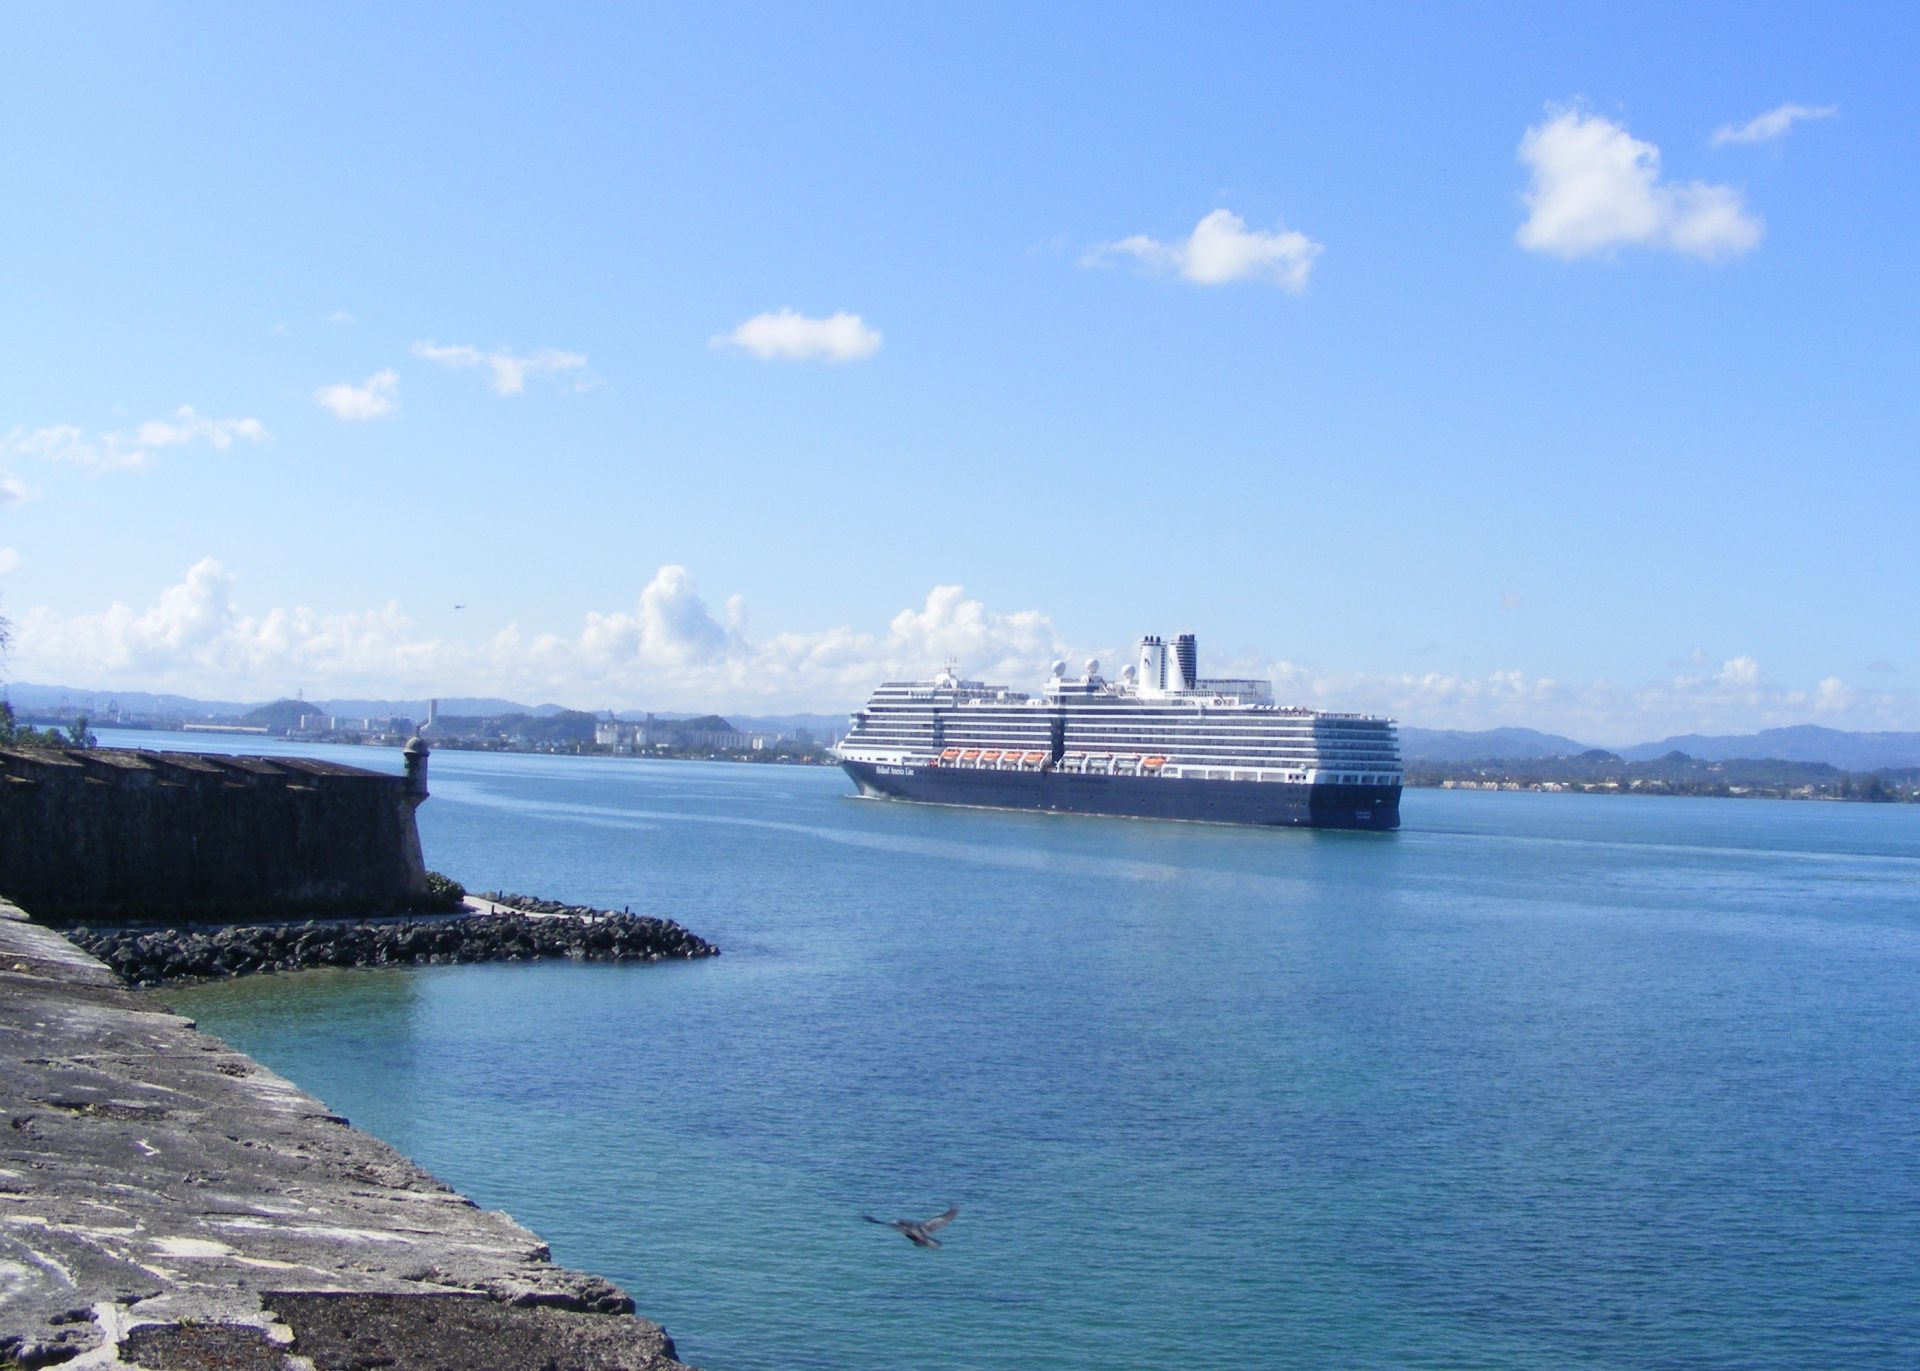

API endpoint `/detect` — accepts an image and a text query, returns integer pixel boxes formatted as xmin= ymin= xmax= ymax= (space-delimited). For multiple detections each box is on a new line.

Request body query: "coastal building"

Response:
xmin=593 ymin=715 xmax=755 ymax=753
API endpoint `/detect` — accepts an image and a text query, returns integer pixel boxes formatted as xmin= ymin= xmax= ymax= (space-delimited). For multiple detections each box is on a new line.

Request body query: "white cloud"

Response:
xmin=0 ymin=547 xmax=20 ymax=574
xmin=410 ymin=341 xmax=589 ymax=394
xmin=2 ymin=474 xmax=35 ymax=504
xmin=133 ymin=407 xmax=268 ymax=451
xmin=328 ymin=310 xmax=356 ymax=325
xmin=314 ymin=370 xmax=399 ymax=421
xmin=1813 ymin=676 xmax=1856 ymax=713
xmin=1712 ymin=102 xmax=1838 ymax=147
xmin=2 ymin=409 xmax=269 ymax=470
xmin=714 ymin=310 xmax=883 ymax=362
xmin=14 ymin=557 xmax=438 ymax=690
xmin=1516 ymin=107 xmax=1763 ymax=261
xmin=1084 ymin=209 xmax=1323 ymax=290
xmin=3 ymin=424 xmax=104 ymax=466
xmin=9 ymin=563 xmax=1061 ymax=711
xmin=13 ymin=567 xmax=1917 ymax=740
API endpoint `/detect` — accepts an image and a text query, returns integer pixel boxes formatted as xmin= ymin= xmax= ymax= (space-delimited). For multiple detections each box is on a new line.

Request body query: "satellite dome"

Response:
xmin=1050 ymin=659 xmax=1067 ymax=678
xmin=1085 ymin=658 xmax=1100 ymax=678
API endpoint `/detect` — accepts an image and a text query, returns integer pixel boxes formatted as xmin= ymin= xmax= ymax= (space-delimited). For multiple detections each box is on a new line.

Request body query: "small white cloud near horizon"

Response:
xmin=0 ymin=547 xmax=21 ymax=575
xmin=714 ymin=310 xmax=883 ymax=363
xmin=1712 ymin=102 xmax=1838 ymax=146
xmin=313 ymin=370 xmax=399 ymax=421
xmin=410 ymin=341 xmax=589 ymax=394
xmin=1516 ymin=107 xmax=1763 ymax=261
xmin=1084 ymin=209 xmax=1323 ymax=291
xmin=1 ymin=474 xmax=34 ymax=505
xmin=2 ymin=409 xmax=269 ymax=470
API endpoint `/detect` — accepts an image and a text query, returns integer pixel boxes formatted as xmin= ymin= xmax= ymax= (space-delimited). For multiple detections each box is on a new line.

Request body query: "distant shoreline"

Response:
xmin=1408 ymin=775 xmax=1916 ymax=804
xmin=38 ymin=727 xmax=1920 ymax=803
xmin=63 ymin=721 xmax=841 ymax=766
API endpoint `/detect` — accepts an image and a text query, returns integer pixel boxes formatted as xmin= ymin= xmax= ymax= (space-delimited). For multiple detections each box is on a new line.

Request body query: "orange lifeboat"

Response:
xmin=1143 ymin=756 xmax=1166 ymax=769
xmin=941 ymin=747 xmax=961 ymax=760
xmin=960 ymin=748 xmax=981 ymax=761
xmin=1024 ymin=751 xmax=1047 ymax=764
xmin=980 ymin=750 xmax=1003 ymax=762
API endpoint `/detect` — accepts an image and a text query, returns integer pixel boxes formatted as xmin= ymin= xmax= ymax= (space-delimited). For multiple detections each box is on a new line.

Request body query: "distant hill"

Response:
xmin=238 ymin=698 xmax=322 ymax=731
xmin=682 ymin=714 xmax=734 ymax=732
xmin=1617 ymin=725 xmax=1920 ymax=770
xmin=496 ymin=710 xmax=600 ymax=745
xmin=4 ymin=684 xmax=257 ymax=719
xmin=1398 ymin=726 xmax=1593 ymax=764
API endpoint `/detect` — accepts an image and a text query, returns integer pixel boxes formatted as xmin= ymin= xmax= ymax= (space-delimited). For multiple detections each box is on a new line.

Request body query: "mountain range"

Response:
xmin=1398 ymin=723 xmax=1920 ymax=771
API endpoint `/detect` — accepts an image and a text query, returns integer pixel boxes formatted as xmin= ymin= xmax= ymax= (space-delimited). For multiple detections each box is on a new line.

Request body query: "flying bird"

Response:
xmin=863 ymin=1205 xmax=959 ymax=1248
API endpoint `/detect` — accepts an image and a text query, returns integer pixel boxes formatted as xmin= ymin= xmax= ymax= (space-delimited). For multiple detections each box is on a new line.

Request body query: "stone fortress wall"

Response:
xmin=0 ymin=742 xmax=432 ymax=924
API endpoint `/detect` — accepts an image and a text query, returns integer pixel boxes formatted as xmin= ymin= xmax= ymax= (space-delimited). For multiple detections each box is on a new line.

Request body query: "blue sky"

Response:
xmin=2 ymin=3 xmax=1914 ymax=742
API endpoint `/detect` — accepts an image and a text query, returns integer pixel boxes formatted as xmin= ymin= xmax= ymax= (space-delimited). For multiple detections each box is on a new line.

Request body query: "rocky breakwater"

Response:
xmin=63 ymin=901 xmax=718 ymax=988
xmin=0 ymin=898 xmax=697 ymax=1370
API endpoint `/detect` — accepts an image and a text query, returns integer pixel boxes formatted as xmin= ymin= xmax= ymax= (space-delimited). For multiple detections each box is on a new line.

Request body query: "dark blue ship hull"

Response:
xmin=842 ymin=760 xmax=1400 ymax=831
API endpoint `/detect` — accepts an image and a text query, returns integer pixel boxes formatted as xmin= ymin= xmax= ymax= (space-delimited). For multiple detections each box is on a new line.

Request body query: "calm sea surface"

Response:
xmin=142 ymin=733 xmax=1920 ymax=1370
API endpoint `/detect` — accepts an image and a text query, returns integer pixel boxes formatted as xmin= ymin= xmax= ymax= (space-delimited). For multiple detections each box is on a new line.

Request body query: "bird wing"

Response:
xmin=861 ymin=1215 xmax=892 ymax=1226
xmin=920 ymin=1206 xmax=959 ymax=1232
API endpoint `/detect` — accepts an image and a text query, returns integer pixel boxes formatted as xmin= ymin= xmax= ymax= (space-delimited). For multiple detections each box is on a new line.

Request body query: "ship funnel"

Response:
xmin=1174 ymin=634 xmax=1197 ymax=691
xmin=1137 ymin=636 xmax=1167 ymax=693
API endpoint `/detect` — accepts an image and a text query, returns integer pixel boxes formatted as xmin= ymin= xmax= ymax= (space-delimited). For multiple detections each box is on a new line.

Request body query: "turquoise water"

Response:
xmin=158 ymin=739 xmax=1920 ymax=1369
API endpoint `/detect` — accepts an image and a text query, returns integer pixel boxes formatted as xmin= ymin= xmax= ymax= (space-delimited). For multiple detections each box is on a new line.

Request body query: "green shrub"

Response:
xmin=422 ymin=871 xmax=467 ymax=912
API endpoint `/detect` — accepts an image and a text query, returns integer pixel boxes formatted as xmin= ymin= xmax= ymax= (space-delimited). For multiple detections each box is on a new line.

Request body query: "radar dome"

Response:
xmin=1051 ymin=659 xmax=1067 ymax=678
xmin=1085 ymin=658 xmax=1100 ymax=678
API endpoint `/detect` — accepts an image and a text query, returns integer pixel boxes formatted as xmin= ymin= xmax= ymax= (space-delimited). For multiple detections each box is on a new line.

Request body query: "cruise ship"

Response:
xmin=836 ymin=633 xmax=1402 ymax=830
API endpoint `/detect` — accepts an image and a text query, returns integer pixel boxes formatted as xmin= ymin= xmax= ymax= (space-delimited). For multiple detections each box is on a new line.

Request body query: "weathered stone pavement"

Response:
xmin=0 ymin=899 xmax=695 ymax=1369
